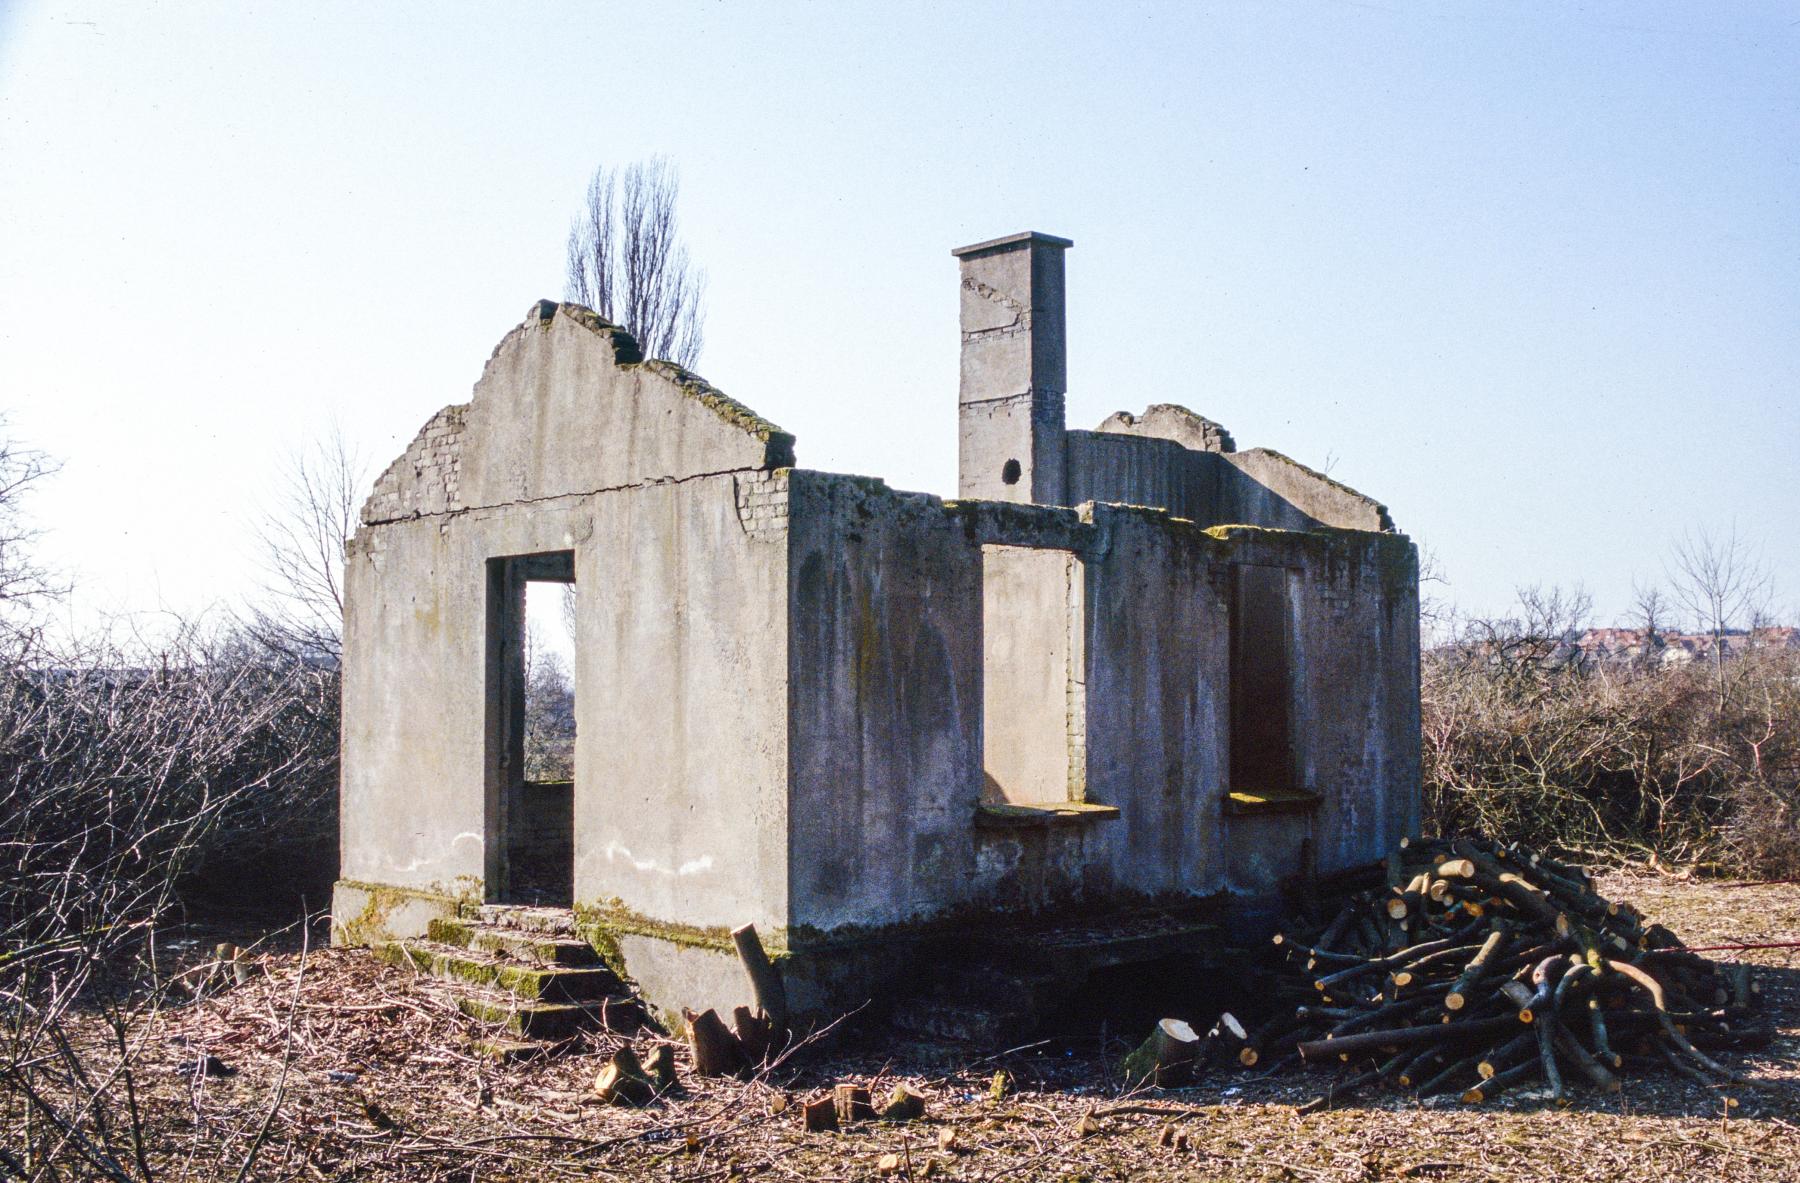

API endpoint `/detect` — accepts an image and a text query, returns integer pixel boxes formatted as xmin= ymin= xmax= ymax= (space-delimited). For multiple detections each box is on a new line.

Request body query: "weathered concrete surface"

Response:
xmin=330 ymin=880 xmax=463 ymax=945
xmin=1097 ymin=404 xmax=1235 ymax=453
xmin=784 ymin=471 xmax=984 ymax=938
xmin=572 ymin=467 xmax=788 ymax=933
xmin=340 ymin=301 xmax=793 ymax=928
xmin=1222 ymin=448 xmax=1393 ymax=533
xmin=955 ymin=233 xmax=1071 ymax=506
xmin=361 ymin=302 xmax=793 ymax=528
xmin=1065 ymin=432 xmax=1394 ymax=533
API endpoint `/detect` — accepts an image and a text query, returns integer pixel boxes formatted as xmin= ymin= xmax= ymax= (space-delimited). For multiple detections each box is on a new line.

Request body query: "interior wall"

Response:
xmin=1064 ymin=430 xmax=1391 ymax=532
xmin=980 ymin=544 xmax=1083 ymax=805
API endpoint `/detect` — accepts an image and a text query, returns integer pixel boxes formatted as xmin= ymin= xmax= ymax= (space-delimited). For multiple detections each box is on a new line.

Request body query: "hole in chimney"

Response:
xmin=1001 ymin=459 xmax=1022 ymax=486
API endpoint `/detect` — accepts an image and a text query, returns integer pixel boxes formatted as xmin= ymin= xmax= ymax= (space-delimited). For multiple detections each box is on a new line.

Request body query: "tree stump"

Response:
xmin=684 ymin=1007 xmax=742 ymax=1077
xmin=1121 ymin=1018 xmax=1202 ymax=1087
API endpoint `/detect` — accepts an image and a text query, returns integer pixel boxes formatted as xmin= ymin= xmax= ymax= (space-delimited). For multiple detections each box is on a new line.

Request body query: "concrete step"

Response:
xmin=470 ymin=1036 xmax=552 ymax=1063
xmin=373 ymin=939 xmax=620 ymax=1003
xmin=427 ymin=917 xmax=601 ymax=967
xmin=453 ymin=992 xmax=615 ymax=1040
xmin=474 ymin=904 xmax=578 ymax=937
xmin=932 ymin=965 xmax=1062 ymax=1005
xmin=968 ymin=912 xmax=1220 ymax=974
xmin=889 ymin=997 xmax=1033 ymax=1046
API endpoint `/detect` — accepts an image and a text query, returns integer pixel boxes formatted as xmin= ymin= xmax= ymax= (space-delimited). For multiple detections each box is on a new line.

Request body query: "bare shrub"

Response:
xmin=0 ymin=429 xmax=60 ymax=639
xmin=0 ymin=621 xmax=336 ymax=1178
xmin=1422 ymin=586 xmax=1800 ymax=875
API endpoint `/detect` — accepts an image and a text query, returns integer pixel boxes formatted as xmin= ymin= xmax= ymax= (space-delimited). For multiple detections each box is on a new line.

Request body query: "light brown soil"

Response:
xmin=19 ymin=871 xmax=1800 ymax=1181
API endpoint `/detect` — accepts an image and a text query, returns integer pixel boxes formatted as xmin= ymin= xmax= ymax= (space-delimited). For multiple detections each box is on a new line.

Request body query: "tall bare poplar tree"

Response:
xmin=564 ymin=158 xmax=706 ymax=368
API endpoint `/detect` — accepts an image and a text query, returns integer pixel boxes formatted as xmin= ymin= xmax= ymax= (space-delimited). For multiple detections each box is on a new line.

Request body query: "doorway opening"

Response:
xmin=485 ymin=551 xmax=576 ymax=906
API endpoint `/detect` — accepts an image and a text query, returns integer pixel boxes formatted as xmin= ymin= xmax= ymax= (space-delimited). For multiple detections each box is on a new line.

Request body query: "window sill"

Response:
xmin=1223 ymin=786 xmax=1322 ymax=817
xmin=976 ymin=801 xmax=1122 ymax=830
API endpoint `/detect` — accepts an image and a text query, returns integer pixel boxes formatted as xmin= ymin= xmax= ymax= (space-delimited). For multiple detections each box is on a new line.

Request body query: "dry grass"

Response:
xmin=18 ymin=872 xmax=1799 ymax=1182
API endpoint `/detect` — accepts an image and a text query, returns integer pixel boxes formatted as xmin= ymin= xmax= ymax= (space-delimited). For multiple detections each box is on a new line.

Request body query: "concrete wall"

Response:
xmin=1065 ymin=424 xmax=1393 ymax=533
xmin=1208 ymin=525 xmax=1421 ymax=886
xmin=340 ymin=498 xmax=594 ymax=896
xmin=1076 ymin=505 xmax=1234 ymax=902
xmin=362 ymin=302 xmax=793 ymax=530
xmin=784 ymin=471 xmax=985 ymax=938
xmin=778 ymin=485 xmax=1420 ymax=937
xmin=573 ymin=469 xmax=789 ymax=932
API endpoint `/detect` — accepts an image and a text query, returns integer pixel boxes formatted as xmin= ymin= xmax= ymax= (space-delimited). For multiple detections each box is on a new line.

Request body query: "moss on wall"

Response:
xmin=333 ymin=879 xmax=473 ymax=947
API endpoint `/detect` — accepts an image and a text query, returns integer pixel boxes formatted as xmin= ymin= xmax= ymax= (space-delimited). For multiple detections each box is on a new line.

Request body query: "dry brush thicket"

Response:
xmin=1421 ymin=607 xmax=1799 ymax=876
xmin=0 ymin=430 xmax=345 ymax=1179
xmin=0 ymin=625 xmax=340 ymax=1180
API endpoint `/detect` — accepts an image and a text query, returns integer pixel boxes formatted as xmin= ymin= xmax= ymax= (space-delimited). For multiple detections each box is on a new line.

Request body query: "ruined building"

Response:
xmin=333 ymin=231 xmax=1421 ymax=1027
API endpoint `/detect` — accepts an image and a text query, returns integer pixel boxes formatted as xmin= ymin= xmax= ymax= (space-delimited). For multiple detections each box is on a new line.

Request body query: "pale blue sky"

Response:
xmin=1 ymin=1 xmax=1794 ymax=635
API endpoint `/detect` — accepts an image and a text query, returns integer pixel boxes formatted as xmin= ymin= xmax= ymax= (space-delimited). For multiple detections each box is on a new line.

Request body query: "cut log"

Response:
xmin=733 ymin=1004 xmax=772 ymax=1065
xmin=833 ymin=1083 xmax=875 ymax=1124
xmin=880 ymin=1083 xmax=926 ymax=1122
xmin=1605 ymin=959 xmax=1744 ymax=1082
xmin=1316 ymin=902 xmax=1357 ymax=952
xmin=1552 ymin=1022 xmax=1620 ymax=1093
xmin=1476 ymin=1031 xmax=1535 ymax=1079
xmin=1460 ymin=1058 xmax=1536 ymax=1104
xmin=1207 ymin=1012 xmax=1248 ymax=1068
xmin=731 ymin=923 xmax=790 ymax=1039
xmin=646 ymin=1044 xmax=677 ymax=1092
xmin=1498 ymin=979 xmax=1537 ymax=1024
xmin=684 ymin=1007 xmax=743 ymax=1077
xmin=1122 ymin=1018 xmax=1204 ymax=1087
xmin=1416 ymin=1053 xmax=1480 ymax=1097
xmin=802 ymin=1093 xmax=838 ymax=1132
xmin=1445 ymin=926 xmax=1510 ymax=1011
xmin=1297 ymin=1014 xmax=1518 ymax=1062
xmin=594 ymin=1048 xmax=655 ymax=1106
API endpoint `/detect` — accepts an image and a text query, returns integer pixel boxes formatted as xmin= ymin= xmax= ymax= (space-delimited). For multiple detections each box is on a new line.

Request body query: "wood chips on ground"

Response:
xmin=13 ymin=871 xmax=1799 ymax=1181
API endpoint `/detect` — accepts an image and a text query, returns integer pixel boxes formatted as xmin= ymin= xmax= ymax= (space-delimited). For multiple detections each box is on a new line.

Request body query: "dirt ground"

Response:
xmin=20 ymin=871 xmax=1800 ymax=1181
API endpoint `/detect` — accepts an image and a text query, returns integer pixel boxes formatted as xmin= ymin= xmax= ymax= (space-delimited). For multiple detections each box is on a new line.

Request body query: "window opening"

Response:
xmin=1228 ymin=563 xmax=1294 ymax=795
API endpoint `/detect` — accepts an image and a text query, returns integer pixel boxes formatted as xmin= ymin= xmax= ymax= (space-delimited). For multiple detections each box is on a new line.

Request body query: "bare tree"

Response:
xmin=523 ymin=621 xmax=575 ymax=783
xmin=565 ymin=158 xmax=706 ymax=367
xmin=248 ymin=427 xmax=368 ymax=662
xmin=1667 ymin=524 xmax=1773 ymax=708
xmin=1631 ymin=578 xmax=1670 ymax=639
xmin=0 ymin=426 xmax=60 ymax=635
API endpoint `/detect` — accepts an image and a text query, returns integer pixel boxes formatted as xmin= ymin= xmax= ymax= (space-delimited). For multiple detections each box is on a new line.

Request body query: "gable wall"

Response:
xmin=341 ymin=303 xmax=793 ymax=930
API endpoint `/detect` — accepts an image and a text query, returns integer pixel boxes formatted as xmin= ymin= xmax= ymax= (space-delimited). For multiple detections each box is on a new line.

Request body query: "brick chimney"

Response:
xmin=952 ymin=231 xmax=1072 ymax=505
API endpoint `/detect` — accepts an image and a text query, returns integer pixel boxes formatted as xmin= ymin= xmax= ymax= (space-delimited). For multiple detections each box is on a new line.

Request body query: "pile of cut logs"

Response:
xmin=1129 ymin=837 xmax=1769 ymax=1108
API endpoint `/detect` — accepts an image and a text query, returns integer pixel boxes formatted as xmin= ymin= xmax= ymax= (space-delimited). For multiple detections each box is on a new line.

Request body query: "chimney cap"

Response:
xmin=950 ymin=230 xmax=1074 ymax=259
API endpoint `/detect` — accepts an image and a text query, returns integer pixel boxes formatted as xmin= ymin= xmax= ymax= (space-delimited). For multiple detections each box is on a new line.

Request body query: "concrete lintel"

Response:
xmin=944 ymin=497 xmax=1099 ymax=554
